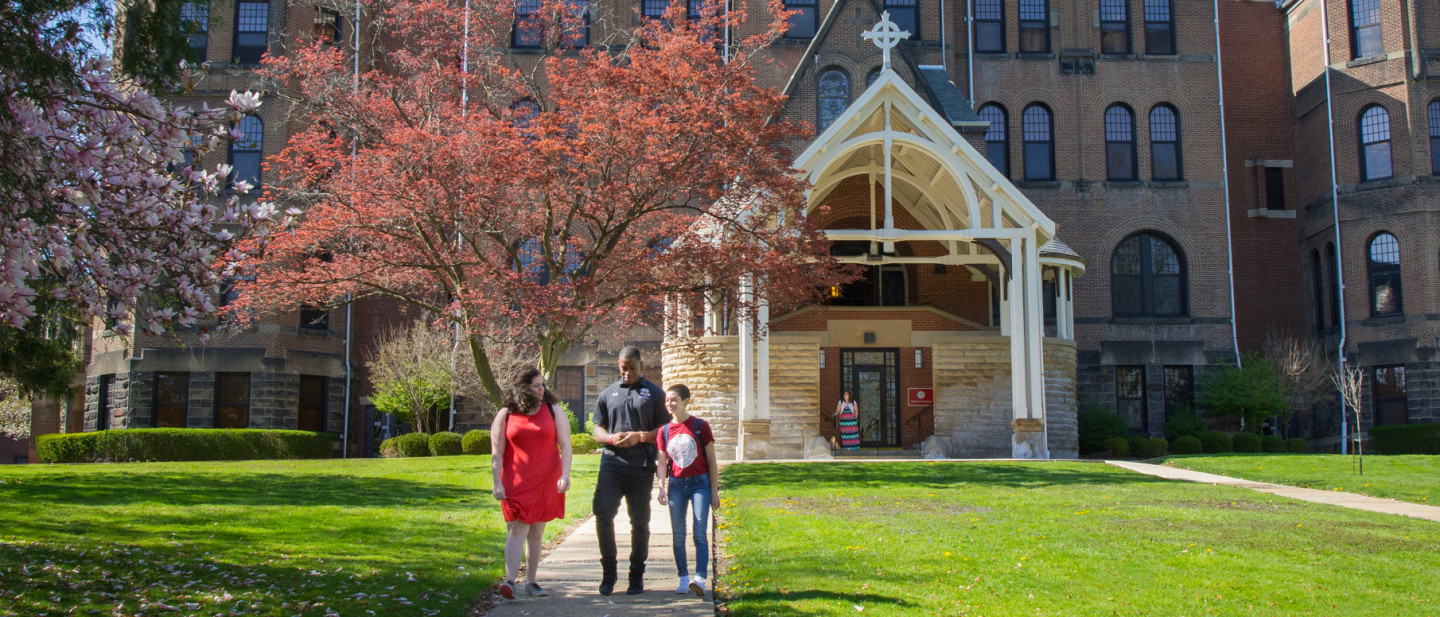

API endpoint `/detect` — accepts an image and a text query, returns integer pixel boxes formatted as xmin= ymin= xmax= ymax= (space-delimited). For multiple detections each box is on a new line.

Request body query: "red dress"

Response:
xmin=501 ymin=404 xmax=566 ymax=524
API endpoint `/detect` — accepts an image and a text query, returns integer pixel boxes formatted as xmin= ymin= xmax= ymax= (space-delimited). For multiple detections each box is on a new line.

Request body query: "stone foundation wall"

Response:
xmin=932 ymin=339 xmax=1013 ymax=458
xmin=1044 ymin=341 xmax=1079 ymax=458
xmin=662 ymin=338 xmax=740 ymax=461
xmin=766 ymin=342 xmax=821 ymax=459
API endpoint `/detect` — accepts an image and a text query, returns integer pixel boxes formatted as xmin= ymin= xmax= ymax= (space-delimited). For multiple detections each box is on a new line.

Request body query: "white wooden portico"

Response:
xmin=688 ymin=15 xmax=1083 ymax=460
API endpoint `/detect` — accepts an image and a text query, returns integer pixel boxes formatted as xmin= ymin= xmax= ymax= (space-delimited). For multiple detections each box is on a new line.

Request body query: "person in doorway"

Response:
xmin=592 ymin=346 xmax=670 ymax=595
xmin=656 ymin=384 xmax=717 ymax=598
xmin=490 ymin=366 xmax=573 ymax=600
xmin=834 ymin=390 xmax=861 ymax=450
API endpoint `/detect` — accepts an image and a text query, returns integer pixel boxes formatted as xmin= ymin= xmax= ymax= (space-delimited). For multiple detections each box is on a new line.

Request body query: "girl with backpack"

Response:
xmin=655 ymin=384 xmax=717 ymax=598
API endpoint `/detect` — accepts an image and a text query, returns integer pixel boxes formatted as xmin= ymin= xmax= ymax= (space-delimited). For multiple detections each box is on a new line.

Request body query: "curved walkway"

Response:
xmin=1109 ymin=460 xmax=1440 ymax=523
xmin=483 ymin=486 xmax=715 ymax=617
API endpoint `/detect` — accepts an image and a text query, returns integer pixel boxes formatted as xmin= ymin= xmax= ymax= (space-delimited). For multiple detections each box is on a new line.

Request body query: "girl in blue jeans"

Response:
xmin=656 ymin=384 xmax=718 ymax=598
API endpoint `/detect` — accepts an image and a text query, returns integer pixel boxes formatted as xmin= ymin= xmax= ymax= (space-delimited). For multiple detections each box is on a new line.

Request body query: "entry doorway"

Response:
xmin=840 ymin=349 xmax=900 ymax=447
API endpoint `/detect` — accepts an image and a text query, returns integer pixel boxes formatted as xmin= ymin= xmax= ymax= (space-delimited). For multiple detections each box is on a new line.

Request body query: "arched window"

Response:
xmin=975 ymin=0 xmax=1003 ymax=52
xmin=1112 ymin=232 xmax=1186 ymax=317
xmin=228 ymin=115 xmax=263 ymax=190
xmin=1022 ymin=104 xmax=1053 ymax=180
xmin=1105 ymin=104 xmax=1136 ymax=181
xmin=1099 ymin=0 xmax=1130 ymax=54
xmin=1311 ymin=250 xmax=1325 ymax=330
xmin=1326 ymin=242 xmax=1340 ymax=327
xmin=1349 ymin=0 xmax=1381 ymax=59
xmin=816 ymin=68 xmax=850 ymax=134
xmin=979 ymin=104 xmax=1008 ymax=177
xmin=1359 ymin=105 xmax=1392 ymax=180
xmin=1427 ymin=100 xmax=1440 ymax=175
xmin=1150 ymin=104 xmax=1181 ymax=180
xmin=865 ymin=67 xmax=881 ymax=87
xmin=1367 ymin=232 xmax=1402 ymax=316
xmin=1143 ymin=0 xmax=1174 ymax=54
xmin=1019 ymin=0 xmax=1049 ymax=52
xmin=883 ymin=0 xmax=917 ymax=37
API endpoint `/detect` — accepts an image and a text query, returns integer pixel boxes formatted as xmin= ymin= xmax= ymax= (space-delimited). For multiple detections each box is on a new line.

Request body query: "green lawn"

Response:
xmin=1158 ymin=454 xmax=1440 ymax=505
xmin=715 ymin=462 xmax=1440 ymax=617
xmin=0 ymin=455 xmax=599 ymax=617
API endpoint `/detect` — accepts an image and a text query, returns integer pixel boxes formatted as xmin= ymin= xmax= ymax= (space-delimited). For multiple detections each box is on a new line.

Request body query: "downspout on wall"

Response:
xmin=1212 ymin=0 xmax=1242 ymax=367
xmin=1316 ymin=0 xmax=1349 ymax=453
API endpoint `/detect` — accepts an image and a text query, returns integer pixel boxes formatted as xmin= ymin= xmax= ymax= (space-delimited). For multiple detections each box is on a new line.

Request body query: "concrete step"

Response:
xmin=833 ymin=448 xmax=922 ymax=458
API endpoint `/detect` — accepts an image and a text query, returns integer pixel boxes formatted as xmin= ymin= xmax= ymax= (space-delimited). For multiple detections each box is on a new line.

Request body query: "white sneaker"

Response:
xmin=688 ymin=576 xmax=706 ymax=598
xmin=674 ymin=575 xmax=690 ymax=594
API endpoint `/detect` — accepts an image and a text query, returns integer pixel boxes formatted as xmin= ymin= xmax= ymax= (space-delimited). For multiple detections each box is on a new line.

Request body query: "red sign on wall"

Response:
xmin=908 ymin=388 xmax=934 ymax=407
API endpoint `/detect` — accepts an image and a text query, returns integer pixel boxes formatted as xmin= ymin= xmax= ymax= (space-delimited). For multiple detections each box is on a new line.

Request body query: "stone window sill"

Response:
xmin=1347 ymin=54 xmax=1386 ymax=68
xmin=1016 ymin=180 xmax=1060 ymax=189
xmin=1149 ymin=180 xmax=1187 ymax=189
xmin=1105 ymin=180 xmax=1143 ymax=189
xmin=1110 ymin=317 xmax=1193 ymax=325
xmin=1247 ymin=208 xmax=1296 ymax=219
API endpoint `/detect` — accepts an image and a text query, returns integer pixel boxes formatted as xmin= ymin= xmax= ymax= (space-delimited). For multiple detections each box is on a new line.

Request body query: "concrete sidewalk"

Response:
xmin=1109 ymin=460 xmax=1440 ymax=523
xmin=484 ymin=487 xmax=716 ymax=617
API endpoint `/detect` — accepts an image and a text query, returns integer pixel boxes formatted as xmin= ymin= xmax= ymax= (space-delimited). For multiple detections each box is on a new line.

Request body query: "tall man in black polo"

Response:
xmin=592 ymin=346 xmax=670 ymax=595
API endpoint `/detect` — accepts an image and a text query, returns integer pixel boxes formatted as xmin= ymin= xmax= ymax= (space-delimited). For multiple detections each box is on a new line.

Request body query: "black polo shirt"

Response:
xmin=593 ymin=376 xmax=670 ymax=468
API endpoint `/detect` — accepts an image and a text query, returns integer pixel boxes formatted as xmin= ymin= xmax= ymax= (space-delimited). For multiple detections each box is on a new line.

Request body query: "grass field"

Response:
xmin=0 ymin=455 xmax=599 ymax=617
xmin=715 ymin=461 xmax=1440 ymax=617
xmin=1158 ymin=454 xmax=1440 ymax=505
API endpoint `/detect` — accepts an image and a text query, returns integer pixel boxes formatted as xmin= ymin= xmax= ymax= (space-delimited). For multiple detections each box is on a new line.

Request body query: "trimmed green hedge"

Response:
xmin=462 ymin=430 xmax=491 ymax=455
xmin=1368 ymin=422 xmax=1440 ymax=455
xmin=1078 ymin=409 xmax=1129 ymax=455
xmin=396 ymin=432 xmax=431 ymax=457
xmin=1232 ymin=432 xmax=1262 ymax=453
xmin=1104 ymin=436 xmax=1129 ymax=457
xmin=1200 ymin=431 xmax=1233 ymax=454
xmin=1146 ymin=437 xmax=1169 ymax=458
xmin=1260 ymin=435 xmax=1286 ymax=453
xmin=571 ymin=433 xmax=599 ymax=454
xmin=37 ymin=429 xmax=336 ymax=463
xmin=1285 ymin=438 xmax=1309 ymax=453
xmin=430 ymin=431 xmax=463 ymax=456
xmin=1171 ymin=435 xmax=1203 ymax=454
xmin=1126 ymin=436 xmax=1149 ymax=459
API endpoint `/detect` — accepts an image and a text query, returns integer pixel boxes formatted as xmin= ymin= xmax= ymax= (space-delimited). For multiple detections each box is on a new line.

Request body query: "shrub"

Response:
xmin=462 ymin=429 xmax=491 ymax=455
xmin=1126 ymin=436 xmax=1150 ymax=459
xmin=1103 ymin=436 xmax=1130 ymax=457
xmin=379 ymin=437 xmax=400 ymax=458
xmin=1232 ymin=432 xmax=1262 ymax=453
xmin=430 ymin=431 xmax=463 ymax=456
xmin=36 ymin=429 xmax=336 ymax=463
xmin=1368 ymin=422 xmax=1440 ymax=455
xmin=1078 ymin=407 xmax=1129 ymax=455
xmin=1199 ymin=353 xmax=1286 ymax=431
xmin=1146 ymin=437 xmax=1169 ymax=458
xmin=1200 ymin=431 xmax=1233 ymax=454
xmin=1285 ymin=438 xmax=1309 ymax=453
xmin=1162 ymin=405 xmax=1205 ymax=441
xmin=1260 ymin=435 xmax=1286 ymax=453
xmin=395 ymin=432 xmax=431 ymax=457
xmin=559 ymin=402 xmax=585 ymax=435
xmin=1171 ymin=435 xmax=1203 ymax=454
xmin=571 ymin=433 xmax=599 ymax=454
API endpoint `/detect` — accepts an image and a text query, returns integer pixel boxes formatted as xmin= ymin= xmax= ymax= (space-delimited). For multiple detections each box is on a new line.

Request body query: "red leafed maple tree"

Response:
xmin=238 ymin=0 xmax=851 ymax=405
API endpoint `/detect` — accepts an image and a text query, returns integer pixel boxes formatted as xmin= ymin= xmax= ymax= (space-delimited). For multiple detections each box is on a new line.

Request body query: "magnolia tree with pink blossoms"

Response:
xmin=0 ymin=17 xmax=281 ymax=394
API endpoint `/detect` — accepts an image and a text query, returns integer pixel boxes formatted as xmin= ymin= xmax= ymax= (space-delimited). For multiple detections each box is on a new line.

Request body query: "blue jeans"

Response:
xmin=667 ymin=473 xmax=711 ymax=579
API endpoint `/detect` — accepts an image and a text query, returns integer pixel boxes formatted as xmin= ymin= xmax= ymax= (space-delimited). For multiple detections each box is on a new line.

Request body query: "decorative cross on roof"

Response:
xmin=863 ymin=12 xmax=911 ymax=72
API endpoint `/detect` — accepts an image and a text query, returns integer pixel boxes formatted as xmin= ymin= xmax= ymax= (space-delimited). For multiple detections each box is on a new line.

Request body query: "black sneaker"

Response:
xmin=626 ymin=581 xmax=645 ymax=595
xmin=598 ymin=576 xmax=616 ymax=596
xmin=498 ymin=580 xmax=515 ymax=600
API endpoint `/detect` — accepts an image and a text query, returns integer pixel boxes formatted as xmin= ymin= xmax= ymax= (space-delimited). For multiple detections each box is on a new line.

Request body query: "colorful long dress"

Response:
xmin=837 ymin=402 xmax=860 ymax=450
xmin=501 ymin=404 xmax=566 ymax=524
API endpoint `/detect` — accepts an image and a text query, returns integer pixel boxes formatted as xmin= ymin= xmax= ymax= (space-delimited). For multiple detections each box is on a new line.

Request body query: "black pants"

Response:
xmin=592 ymin=461 xmax=655 ymax=578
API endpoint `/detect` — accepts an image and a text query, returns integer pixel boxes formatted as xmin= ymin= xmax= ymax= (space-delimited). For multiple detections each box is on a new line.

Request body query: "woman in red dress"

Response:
xmin=490 ymin=367 xmax=572 ymax=600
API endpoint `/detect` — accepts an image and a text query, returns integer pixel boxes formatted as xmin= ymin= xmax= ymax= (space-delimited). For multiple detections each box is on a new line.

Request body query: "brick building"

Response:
xmin=37 ymin=0 xmax=1436 ymax=464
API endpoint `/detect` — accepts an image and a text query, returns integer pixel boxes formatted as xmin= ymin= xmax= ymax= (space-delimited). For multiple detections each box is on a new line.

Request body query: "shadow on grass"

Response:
xmin=723 ymin=590 xmax=918 ymax=616
xmin=0 ymin=471 xmax=478 ymax=507
xmin=721 ymin=461 xmax=1168 ymax=491
xmin=0 ymin=533 xmax=495 ymax=617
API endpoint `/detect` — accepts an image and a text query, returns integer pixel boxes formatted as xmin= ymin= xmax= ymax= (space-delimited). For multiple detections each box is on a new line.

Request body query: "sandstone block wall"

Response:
xmin=766 ymin=342 xmax=821 ymax=459
xmin=933 ymin=339 xmax=1013 ymax=458
xmin=1044 ymin=340 xmax=1079 ymax=458
xmin=662 ymin=338 xmax=740 ymax=461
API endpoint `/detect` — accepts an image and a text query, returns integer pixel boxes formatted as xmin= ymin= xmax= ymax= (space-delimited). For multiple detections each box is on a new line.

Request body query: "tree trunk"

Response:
xmin=466 ymin=333 xmax=504 ymax=409
xmin=537 ymin=334 xmax=571 ymax=387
